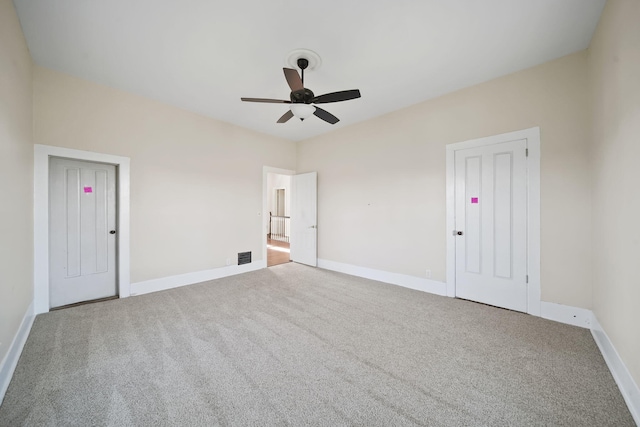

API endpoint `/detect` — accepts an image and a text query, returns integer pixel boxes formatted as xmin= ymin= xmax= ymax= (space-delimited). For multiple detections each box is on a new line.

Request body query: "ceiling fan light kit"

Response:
xmin=290 ymin=103 xmax=316 ymax=120
xmin=241 ymin=50 xmax=361 ymax=125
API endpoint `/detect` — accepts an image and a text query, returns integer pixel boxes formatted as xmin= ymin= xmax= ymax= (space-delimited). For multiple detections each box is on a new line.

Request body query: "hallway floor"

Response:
xmin=267 ymin=238 xmax=290 ymax=267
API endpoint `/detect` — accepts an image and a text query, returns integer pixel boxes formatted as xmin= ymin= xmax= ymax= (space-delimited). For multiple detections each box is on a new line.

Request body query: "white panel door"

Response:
xmin=454 ymin=139 xmax=527 ymax=312
xmin=49 ymin=157 xmax=117 ymax=308
xmin=290 ymin=172 xmax=317 ymax=267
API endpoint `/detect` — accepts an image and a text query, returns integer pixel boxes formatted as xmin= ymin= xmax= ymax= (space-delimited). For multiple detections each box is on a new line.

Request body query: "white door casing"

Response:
xmin=49 ymin=157 xmax=117 ymax=308
xmin=290 ymin=172 xmax=318 ymax=267
xmin=446 ymin=128 xmax=541 ymax=316
xmin=454 ymin=139 xmax=528 ymax=312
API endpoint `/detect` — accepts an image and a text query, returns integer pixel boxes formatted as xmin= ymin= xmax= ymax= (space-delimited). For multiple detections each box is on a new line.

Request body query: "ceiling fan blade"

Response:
xmin=241 ymin=97 xmax=291 ymax=104
xmin=283 ymin=68 xmax=304 ymax=92
xmin=277 ymin=109 xmax=294 ymax=123
xmin=313 ymin=107 xmax=339 ymax=124
xmin=312 ymin=89 xmax=361 ymax=104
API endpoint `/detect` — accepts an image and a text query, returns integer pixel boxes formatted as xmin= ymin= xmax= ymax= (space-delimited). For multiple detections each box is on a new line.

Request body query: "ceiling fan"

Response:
xmin=241 ymin=58 xmax=361 ymax=124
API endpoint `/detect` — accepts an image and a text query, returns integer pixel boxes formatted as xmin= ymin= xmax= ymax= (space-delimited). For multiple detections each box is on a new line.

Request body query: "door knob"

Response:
xmin=453 ymin=230 xmax=463 ymax=236
xmin=109 ymin=230 xmax=116 ymax=234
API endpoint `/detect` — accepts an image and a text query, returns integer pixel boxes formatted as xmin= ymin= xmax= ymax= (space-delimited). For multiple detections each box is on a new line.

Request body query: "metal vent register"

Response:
xmin=238 ymin=251 xmax=251 ymax=265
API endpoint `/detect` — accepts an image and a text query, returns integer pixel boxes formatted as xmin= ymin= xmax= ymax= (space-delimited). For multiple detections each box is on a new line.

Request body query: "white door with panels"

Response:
xmin=49 ymin=157 xmax=117 ymax=308
xmin=454 ymin=139 xmax=528 ymax=312
xmin=290 ymin=172 xmax=317 ymax=267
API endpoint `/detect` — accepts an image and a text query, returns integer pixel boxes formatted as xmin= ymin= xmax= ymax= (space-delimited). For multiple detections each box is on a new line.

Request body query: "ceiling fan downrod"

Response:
xmin=297 ymin=58 xmax=309 ymax=85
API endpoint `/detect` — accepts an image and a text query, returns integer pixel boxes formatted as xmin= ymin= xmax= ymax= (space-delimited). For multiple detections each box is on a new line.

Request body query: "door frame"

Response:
xmin=262 ymin=166 xmax=295 ymax=265
xmin=34 ymin=144 xmax=131 ymax=314
xmin=445 ymin=127 xmax=541 ymax=316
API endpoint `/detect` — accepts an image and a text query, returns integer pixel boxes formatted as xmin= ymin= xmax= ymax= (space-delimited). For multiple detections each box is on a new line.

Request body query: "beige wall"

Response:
xmin=34 ymin=67 xmax=296 ymax=283
xmin=588 ymin=0 xmax=640 ymax=387
xmin=0 ymin=0 xmax=33 ymax=365
xmin=297 ymin=51 xmax=592 ymax=308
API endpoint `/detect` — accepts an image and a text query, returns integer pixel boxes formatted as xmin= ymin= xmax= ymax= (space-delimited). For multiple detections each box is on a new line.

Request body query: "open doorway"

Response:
xmin=266 ymin=172 xmax=292 ymax=267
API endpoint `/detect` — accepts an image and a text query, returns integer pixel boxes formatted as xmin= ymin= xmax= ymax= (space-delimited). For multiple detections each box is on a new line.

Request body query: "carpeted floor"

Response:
xmin=0 ymin=263 xmax=635 ymax=426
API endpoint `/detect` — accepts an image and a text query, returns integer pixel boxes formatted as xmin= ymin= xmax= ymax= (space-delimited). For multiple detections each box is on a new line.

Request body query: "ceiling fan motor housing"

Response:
xmin=290 ymin=88 xmax=315 ymax=104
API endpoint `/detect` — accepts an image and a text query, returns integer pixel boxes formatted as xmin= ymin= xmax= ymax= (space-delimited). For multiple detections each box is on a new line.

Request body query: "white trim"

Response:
xmin=526 ymin=129 xmax=541 ymax=316
xmin=540 ymin=301 xmax=592 ymax=328
xmin=445 ymin=148 xmax=456 ymax=298
xmin=34 ymin=145 xmax=131 ymax=314
xmin=591 ymin=316 xmax=640 ymax=425
xmin=130 ymin=261 xmax=266 ymax=296
xmin=262 ymin=166 xmax=295 ymax=265
xmin=318 ymin=259 xmax=447 ymax=296
xmin=445 ymin=127 xmax=541 ymax=315
xmin=0 ymin=302 xmax=35 ymax=404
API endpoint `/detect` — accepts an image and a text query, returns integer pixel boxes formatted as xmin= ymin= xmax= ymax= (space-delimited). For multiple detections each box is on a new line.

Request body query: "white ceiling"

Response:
xmin=14 ymin=0 xmax=605 ymax=142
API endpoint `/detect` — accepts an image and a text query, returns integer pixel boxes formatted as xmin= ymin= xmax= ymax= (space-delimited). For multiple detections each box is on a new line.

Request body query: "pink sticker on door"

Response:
xmin=84 ymin=187 xmax=93 ymax=193
xmin=471 ymin=197 xmax=478 ymax=204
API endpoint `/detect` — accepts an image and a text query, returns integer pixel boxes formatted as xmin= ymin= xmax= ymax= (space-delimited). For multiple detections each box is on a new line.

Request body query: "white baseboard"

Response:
xmin=540 ymin=301 xmax=593 ymax=328
xmin=0 ymin=301 xmax=35 ymax=404
xmin=591 ymin=316 xmax=640 ymax=425
xmin=130 ymin=261 xmax=266 ymax=296
xmin=317 ymin=259 xmax=447 ymax=296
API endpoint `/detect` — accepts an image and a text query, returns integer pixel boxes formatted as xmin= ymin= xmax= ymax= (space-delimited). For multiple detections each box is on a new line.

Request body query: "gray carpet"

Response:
xmin=0 ymin=263 xmax=634 ymax=426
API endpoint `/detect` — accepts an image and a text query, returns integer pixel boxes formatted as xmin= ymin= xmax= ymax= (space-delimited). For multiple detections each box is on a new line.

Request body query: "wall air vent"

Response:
xmin=238 ymin=251 xmax=251 ymax=265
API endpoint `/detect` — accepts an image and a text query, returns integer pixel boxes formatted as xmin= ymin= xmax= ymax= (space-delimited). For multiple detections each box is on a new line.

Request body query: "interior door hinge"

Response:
xmin=526 ymin=148 xmax=529 ymax=157
xmin=526 ymin=275 xmax=529 ymax=283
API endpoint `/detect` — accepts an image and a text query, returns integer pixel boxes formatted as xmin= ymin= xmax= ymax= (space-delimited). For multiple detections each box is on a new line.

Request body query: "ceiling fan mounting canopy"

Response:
xmin=297 ymin=58 xmax=309 ymax=70
xmin=286 ymin=48 xmax=321 ymax=71
xmin=240 ymin=53 xmax=361 ymax=125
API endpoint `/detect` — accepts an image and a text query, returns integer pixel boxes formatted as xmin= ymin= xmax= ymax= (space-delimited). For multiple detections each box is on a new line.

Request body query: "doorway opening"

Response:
xmin=263 ymin=166 xmax=318 ymax=268
xmin=266 ymin=172 xmax=292 ymax=267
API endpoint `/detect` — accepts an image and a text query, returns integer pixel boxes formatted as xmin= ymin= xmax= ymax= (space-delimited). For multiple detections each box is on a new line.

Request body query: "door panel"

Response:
xmin=465 ymin=155 xmax=482 ymax=274
xmin=290 ymin=172 xmax=317 ymax=267
xmin=494 ymin=152 xmax=513 ymax=279
xmin=93 ymin=169 xmax=109 ymax=273
xmin=454 ymin=139 xmax=527 ymax=312
xmin=49 ymin=157 xmax=117 ymax=308
xmin=65 ymin=167 xmax=81 ymax=277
